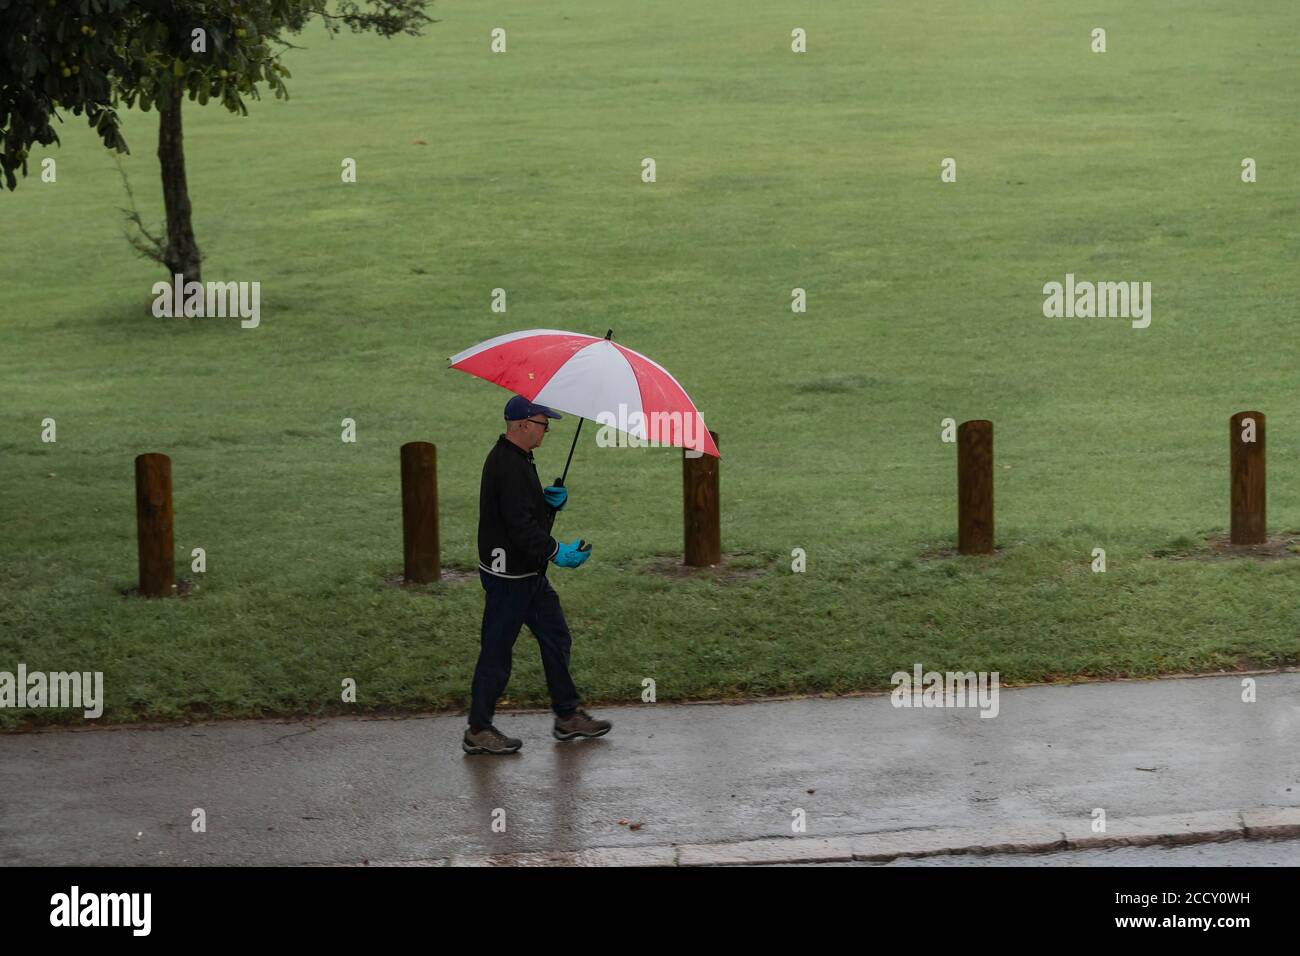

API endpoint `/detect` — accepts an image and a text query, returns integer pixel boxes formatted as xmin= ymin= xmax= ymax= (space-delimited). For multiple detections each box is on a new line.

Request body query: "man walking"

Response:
xmin=463 ymin=395 xmax=613 ymax=755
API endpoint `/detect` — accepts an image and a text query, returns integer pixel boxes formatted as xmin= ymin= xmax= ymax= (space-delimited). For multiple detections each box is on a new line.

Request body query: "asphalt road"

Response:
xmin=802 ymin=836 xmax=1300 ymax=865
xmin=0 ymin=672 xmax=1296 ymax=865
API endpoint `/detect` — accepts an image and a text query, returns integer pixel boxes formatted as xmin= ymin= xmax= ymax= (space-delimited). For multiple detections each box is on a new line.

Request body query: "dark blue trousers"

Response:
xmin=470 ymin=570 xmax=581 ymax=729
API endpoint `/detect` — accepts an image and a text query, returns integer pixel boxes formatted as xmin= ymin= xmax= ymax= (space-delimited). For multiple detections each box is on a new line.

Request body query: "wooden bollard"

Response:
xmin=134 ymin=453 xmax=175 ymax=597
xmin=957 ymin=420 xmax=994 ymax=555
xmin=683 ymin=430 xmax=721 ymax=566
xmin=401 ymin=441 xmax=440 ymax=583
xmin=1230 ymin=411 xmax=1266 ymax=545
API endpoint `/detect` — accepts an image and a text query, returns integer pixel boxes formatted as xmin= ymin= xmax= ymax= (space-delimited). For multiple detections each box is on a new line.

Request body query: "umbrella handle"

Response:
xmin=554 ymin=416 xmax=584 ymax=488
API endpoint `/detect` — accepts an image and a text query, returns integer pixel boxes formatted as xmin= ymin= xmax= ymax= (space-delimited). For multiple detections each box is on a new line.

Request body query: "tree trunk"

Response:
xmin=158 ymin=81 xmax=201 ymax=293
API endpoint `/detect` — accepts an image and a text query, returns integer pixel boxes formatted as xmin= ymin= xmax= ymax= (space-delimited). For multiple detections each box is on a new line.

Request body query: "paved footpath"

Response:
xmin=1 ymin=672 xmax=1297 ymax=866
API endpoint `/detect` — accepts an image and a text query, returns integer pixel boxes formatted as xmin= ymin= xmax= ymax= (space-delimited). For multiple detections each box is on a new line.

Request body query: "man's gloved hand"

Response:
xmin=551 ymin=538 xmax=591 ymax=568
xmin=543 ymin=485 xmax=568 ymax=511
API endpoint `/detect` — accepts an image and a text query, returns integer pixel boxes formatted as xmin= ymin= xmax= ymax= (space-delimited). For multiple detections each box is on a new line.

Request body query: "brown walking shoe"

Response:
xmin=553 ymin=708 xmax=612 ymax=740
xmin=463 ymin=724 xmax=522 ymax=755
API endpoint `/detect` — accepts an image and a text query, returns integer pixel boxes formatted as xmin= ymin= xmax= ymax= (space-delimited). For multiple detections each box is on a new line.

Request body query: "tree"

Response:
xmin=1 ymin=1 xmax=429 ymax=287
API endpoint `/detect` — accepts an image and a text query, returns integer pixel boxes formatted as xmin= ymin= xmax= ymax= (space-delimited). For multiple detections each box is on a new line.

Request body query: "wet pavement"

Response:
xmin=801 ymin=836 xmax=1300 ymax=865
xmin=0 ymin=672 xmax=1296 ymax=865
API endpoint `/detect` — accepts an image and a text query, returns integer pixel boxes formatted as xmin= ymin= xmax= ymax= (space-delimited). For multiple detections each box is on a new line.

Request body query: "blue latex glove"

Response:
xmin=543 ymin=485 xmax=568 ymax=511
xmin=551 ymin=538 xmax=591 ymax=568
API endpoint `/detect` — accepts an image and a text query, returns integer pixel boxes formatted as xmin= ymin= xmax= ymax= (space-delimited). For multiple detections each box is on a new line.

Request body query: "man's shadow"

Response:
xmin=461 ymin=719 xmax=610 ymax=856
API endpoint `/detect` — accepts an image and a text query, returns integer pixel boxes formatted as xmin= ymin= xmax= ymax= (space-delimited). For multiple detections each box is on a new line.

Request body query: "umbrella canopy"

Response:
xmin=449 ymin=328 xmax=720 ymax=459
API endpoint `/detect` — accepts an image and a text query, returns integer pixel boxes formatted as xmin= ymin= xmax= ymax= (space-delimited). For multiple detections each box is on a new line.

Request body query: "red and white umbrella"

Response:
xmin=449 ymin=328 xmax=720 ymax=481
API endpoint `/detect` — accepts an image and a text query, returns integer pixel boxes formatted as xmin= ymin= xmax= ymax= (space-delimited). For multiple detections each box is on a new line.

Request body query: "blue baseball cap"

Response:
xmin=504 ymin=395 xmax=563 ymax=421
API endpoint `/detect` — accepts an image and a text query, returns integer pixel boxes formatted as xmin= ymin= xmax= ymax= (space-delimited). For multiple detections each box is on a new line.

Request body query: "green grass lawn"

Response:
xmin=3 ymin=0 xmax=1299 ymax=728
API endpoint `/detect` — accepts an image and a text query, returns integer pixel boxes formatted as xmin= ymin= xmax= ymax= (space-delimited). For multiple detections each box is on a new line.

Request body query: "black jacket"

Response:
xmin=477 ymin=434 xmax=559 ymax=577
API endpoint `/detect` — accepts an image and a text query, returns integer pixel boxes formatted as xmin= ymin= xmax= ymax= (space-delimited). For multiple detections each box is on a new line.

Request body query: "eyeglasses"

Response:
xmin=521 ymin=418 xmax=550 ymax=432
